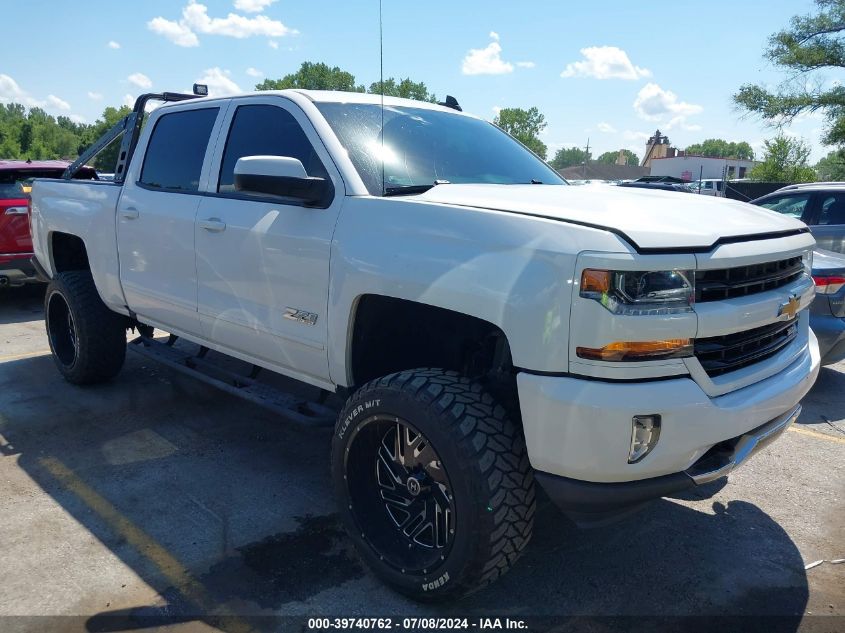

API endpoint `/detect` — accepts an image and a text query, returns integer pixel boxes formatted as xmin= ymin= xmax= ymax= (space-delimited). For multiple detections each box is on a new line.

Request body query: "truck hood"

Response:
xmin=415 ymin=183 xmax=806 ymax=250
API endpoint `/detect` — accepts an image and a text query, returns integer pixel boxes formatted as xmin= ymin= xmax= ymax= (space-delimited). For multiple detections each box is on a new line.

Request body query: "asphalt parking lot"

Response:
xmin=0 ymin=284 xmax=843 ymax=632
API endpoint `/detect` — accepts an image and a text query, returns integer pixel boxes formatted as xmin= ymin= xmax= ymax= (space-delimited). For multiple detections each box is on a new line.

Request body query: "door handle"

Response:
xmin=4 ymin=206 xmax=28 ymax=215
xmin=121 ymin=207 xmax=139 ymax=220
xmin=199 ymin=218 xmax=226 ymax=232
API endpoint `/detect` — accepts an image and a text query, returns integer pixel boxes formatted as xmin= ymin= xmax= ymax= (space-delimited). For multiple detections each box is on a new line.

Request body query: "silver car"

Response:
xmin=810 ymin=248 xmax=845 ymax=364
xmin=752 ymin=184 xmax=845 ymax=364
xmin=752 ymin=182 xmax=845 ymax=253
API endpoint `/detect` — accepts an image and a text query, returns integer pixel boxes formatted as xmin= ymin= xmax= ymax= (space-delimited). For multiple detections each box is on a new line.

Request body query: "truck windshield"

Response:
xmin=315 ymin=103 xmax=565 ymax=196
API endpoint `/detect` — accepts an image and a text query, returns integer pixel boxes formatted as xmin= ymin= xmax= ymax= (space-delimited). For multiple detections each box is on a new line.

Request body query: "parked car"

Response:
xmin=30 ymin=89 xmax=819 ymax=600
xmin=752 ymin=182 xmax=845 ymax=253
xmin=690 ymin=179 xmax=726 ymax=196
xmin=809 ymin=248 xmax=845 ymax=364
xmin=617 ymin=181 xmax=692 ymax=193
xmin=0 ymin=160 xmax=95 ymax=287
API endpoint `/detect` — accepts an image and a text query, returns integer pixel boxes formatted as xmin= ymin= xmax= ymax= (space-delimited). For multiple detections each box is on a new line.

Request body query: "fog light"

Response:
xmin=629 ymin=414 xmax=661 ymax=463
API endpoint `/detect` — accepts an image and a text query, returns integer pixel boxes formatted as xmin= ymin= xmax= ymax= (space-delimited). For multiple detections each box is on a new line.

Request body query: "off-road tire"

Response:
xmin=45 ymin=271 xmax=126 ymax=384
xmin=332 ymin=368 xmax=535 ymax=601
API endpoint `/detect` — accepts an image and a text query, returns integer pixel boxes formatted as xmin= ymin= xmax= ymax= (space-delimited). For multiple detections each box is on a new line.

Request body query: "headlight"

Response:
xmin=580 ymin=269 xmax=694 ymax=315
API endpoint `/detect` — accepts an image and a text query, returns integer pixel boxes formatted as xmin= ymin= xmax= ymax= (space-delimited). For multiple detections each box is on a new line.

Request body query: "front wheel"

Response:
xmin=45 ymin=271 xmax=126 ymax=384
xmin=332 ymin=369 xmax=535 ymax=601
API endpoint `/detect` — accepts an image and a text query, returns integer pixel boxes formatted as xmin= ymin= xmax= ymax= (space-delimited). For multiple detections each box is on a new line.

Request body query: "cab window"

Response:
xmin=757 ymin=193 xmax=811 ymax=219
xmin=140 ymin=108 xmax=219 ymax=192
xmin=217 ymin=104 xmax=328 ymax=193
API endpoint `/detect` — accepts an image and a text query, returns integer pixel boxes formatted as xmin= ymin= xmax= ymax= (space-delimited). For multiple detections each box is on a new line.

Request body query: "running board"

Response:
xmin=128 ymin=336 xmax=336 ymax=428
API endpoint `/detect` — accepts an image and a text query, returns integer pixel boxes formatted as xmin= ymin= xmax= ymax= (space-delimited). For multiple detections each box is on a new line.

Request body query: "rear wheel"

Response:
xmin=45 ymin=271 xmax=126 ymax=384
xmin=332 ymin=369 xmax=535 ymax=600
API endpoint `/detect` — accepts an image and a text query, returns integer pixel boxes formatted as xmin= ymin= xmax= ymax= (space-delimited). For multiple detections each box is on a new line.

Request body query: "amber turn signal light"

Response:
xmin=580 ymin=269 xmax=610 ymax=294
xmin=576 ymin=339 xmax=693 ymax=362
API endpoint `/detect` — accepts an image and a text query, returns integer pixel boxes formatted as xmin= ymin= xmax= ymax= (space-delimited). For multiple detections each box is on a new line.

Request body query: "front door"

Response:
xmin=195 ymin=97 xmax=343 ymax=388
xmin=117 ymin=104 xmax=225 ymax=335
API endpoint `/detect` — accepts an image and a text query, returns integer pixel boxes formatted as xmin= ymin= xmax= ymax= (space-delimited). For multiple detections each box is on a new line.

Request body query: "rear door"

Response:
xmin=808 ymin=190 xmax=845 ymax=253
xmin=117 ymin=103 xmax=227 ymax=335
xmin=194 ymin=96 xmax=343 ymax=388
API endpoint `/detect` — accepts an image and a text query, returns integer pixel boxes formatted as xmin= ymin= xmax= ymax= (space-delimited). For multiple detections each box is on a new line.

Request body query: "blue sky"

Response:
xmin=1 ymin=0 xmax=833 ymax=161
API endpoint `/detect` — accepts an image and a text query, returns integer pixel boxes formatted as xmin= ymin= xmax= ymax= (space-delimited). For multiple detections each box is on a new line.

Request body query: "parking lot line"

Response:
xmin=0 ymin=349 xmax=51 ymax=363
xmin=38 ymin=456 xmax=255 ymax=632
xmin=789 ymin=425 xmax=845 ymax=445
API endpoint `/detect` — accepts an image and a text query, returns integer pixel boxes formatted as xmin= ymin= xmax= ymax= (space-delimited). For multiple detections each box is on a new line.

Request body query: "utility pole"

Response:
xmin=583 ymin=138 xmax=590 ymax=180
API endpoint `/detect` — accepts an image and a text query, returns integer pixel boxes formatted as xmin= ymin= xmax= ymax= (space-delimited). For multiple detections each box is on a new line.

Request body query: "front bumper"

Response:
xmin=536 ymin=404 xmax=801 ymax=526
xmin=518 ymin=329 xmax=820 ymax=522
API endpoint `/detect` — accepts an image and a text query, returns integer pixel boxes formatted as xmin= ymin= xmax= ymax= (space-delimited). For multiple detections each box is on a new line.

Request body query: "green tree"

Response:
xmin=493 ymin=107 xmax=547 ymax=159
xmin=684 ymin=139 xmax=755 ymax=160
xmin=256 ymin=61 xmax=365 ymax=92
xmin=749 ymin=135 xmax=817 ymax=182
xmin=734 ymin=0 xmax=845 ymax=146
xmin=82 ymin=106 xmax=133 ymax=171
xmin=367 ymin=77 xmax=436 ymax=102
xmin=595 ymin=149 xmax=639 ymax=165
xmin=550 ymin=146 xmax=590 ymax=170
xmin=815 ymin=150 xmax=845 ymax=180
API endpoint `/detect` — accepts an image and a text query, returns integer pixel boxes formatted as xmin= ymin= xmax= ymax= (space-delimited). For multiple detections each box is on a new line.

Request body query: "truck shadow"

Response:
xmin=0 ymin=353 xmax=809 ymax=632
xmin=0 ymin=283 xmax=45 ymax=325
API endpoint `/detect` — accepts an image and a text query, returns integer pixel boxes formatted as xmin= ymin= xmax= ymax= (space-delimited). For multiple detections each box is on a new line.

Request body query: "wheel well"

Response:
xmin=349 ymin=295 xmax=520 ymax=419
xmin=51 ymin=233 xmax=90 ymax=273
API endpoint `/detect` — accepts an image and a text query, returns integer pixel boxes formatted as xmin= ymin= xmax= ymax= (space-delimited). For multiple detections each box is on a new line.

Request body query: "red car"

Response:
xmin=0 ymin=160 xmax=95 ymax=287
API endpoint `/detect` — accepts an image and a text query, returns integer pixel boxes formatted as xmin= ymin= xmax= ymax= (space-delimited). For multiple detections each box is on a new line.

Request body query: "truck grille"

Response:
xmin=695 ymin=256 xmax=803 ymax=303
xmin=694 ymin=318 xmax=798 ymax=377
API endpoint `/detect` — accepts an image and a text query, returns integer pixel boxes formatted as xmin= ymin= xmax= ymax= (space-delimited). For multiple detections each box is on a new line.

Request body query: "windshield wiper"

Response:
xmin=383 ymin=180 xmax=450 ymax=197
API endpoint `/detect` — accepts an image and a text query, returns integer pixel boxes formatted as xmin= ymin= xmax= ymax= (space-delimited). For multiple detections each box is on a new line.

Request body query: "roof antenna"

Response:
xmin=379 ymin=0 xmax=385 ymax=196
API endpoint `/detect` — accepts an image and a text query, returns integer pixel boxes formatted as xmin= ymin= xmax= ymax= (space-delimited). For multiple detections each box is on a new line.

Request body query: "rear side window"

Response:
xmin=757 ymin=193 xmax=811 ymax=219
xmin=140 ymin=108 xmax=219 ymax=192
xmin=818 ymin=193 xmax=845 ymax=225
xmin=217 ymin=104 xmax=328 ymax=193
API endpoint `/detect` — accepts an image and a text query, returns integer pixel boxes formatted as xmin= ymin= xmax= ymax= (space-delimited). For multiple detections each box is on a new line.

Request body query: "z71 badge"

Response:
xmin=284 ymin=307 xmax=318 ymax=326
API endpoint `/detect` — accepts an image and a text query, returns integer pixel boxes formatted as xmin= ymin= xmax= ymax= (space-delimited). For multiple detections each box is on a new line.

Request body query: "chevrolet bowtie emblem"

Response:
xmin=778 ymin=294 xmax=800 ymax=319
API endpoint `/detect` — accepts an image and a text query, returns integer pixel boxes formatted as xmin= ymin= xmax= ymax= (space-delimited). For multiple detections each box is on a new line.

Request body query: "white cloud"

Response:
xmin=148 ymin=16 xmax=200 ymax=47
xmin=128 ymin=72 xmax=153 ymax=89
xmin=69 ymin=114 xmax=87 ymax=124
xmin=0 ymin=74 xmax=37 ymax=107
xmin=246 ymin=67 xmax=263 ymax=77
xmin=633 ymin=83 xmax=702 ymax=128
xmin=623 ymin=130 xmax=651 ymax=141
xmin=47 ymin=95 xmax=71 ymax=111
xmin=149 ymin=1 xmax=297 ymax=47
xmin=108 ymin=40 xmax=121 ymax=49
xmin=123 ymin=94 xmax=136 ymax=108
xmin=87 ymin=91 xmax=103 ymax=100
xmin=196 ymin=67 xmax=242 ymax=96
xmin=0 ymin=74 xmax=72 ymax=114
xmin=492 ymin=105 xmax=502 ymax=117
xmin=561 ymin=46 xmax=651 ymax=80
xmin=268 ymin=40 xmax=279 ymax=49
xmin=234 ymin=0 xmax=276 ymax=12
xmin=597 ymin=122 xmax=617 ymax=133
xmin=462 ymin=33 xmax=514 ymax=75
xmin=516 ymin=61 xmax=535 ymax=68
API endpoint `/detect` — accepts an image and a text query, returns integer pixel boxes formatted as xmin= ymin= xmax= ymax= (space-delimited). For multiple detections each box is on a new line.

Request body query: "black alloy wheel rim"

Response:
xmin=47 ymin=291 xmax=77 ymax=367
xmin=345 ymin=415 xmax=455 ymax=573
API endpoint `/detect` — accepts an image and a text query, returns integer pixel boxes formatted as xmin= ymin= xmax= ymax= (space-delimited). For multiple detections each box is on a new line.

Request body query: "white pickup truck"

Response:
xmin=30 ymin=89 xmax=820 ymax=600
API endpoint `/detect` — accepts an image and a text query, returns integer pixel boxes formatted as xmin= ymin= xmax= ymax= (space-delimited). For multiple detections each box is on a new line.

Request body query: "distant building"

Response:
xmin=641 ymin=129 xmax=675 ymax=167
xmin=649 ymin=155 xmax=758 ymax=181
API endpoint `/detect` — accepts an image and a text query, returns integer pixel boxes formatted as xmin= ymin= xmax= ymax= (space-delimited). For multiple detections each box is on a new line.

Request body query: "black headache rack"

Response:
xmin=62 ymin=91 xmax=202 ymax=182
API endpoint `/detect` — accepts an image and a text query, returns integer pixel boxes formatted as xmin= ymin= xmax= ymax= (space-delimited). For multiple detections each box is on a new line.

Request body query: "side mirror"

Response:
xmin=233 ymin=155 xmax=331 ymax=206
